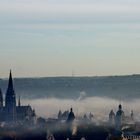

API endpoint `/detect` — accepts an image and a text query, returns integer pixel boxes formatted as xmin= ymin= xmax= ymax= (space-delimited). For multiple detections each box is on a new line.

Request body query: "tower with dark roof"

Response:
xmin=67 ymin=108 xmax=75 ymax=123
xmin=5 ymin=70 xmax=16 ymax=122
xmin=115 ymin=104 xmax=125 ymax=130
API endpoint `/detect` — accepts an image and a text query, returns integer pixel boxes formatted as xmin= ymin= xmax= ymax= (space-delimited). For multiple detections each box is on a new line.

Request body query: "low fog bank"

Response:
xmin=1 ymin=75 xmax=140 ymax=100
xmin=21 ymin=97 xmax=140 ymax=121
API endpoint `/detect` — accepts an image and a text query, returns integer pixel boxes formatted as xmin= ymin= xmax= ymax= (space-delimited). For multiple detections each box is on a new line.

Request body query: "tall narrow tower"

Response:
xmin=5 ymin=70 xmax=16 ymax=122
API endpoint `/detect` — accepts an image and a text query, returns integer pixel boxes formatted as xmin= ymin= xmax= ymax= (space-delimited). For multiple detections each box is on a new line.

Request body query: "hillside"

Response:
xmin=0 ymin=75 xmax=140 ymax=100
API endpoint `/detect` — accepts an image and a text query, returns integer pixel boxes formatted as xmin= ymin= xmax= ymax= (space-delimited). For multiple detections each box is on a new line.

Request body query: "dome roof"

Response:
xmin=118 ymin=104 xmax=122 ymax=110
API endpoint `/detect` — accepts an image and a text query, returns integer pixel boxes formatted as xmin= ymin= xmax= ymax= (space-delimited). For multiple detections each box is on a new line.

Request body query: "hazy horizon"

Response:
xmin=1 ymin=72 xmax=140 ymax=79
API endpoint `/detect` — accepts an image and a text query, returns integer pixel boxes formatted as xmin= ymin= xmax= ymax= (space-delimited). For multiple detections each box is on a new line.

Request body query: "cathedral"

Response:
xmin=0 ymin=70 xmax=36 ymax=124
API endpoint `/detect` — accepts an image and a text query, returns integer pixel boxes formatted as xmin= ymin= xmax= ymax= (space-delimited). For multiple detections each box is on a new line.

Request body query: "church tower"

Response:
xmin=0 ymin=88 xmax=3 ymax=107
xmin=5 ymin=70 xmax=16 ymax=122
xmin=115 ymin=104 xmax=125 ymax=130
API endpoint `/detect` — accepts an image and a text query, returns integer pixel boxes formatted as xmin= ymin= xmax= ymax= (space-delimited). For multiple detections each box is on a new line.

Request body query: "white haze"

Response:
xmin=21 ymin=97 xmax=140 ymax=121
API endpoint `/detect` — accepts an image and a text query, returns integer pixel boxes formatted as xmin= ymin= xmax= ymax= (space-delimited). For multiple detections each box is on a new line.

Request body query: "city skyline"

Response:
xmin=0 ymin=0 xmax=140 ymax=77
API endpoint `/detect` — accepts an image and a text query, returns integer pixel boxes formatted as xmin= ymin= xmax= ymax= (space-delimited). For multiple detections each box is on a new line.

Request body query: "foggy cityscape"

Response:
xmin=0 ymin=71 xmax=140 ymax=140
xmin=1 ymin=0 xmax=140 ymax=139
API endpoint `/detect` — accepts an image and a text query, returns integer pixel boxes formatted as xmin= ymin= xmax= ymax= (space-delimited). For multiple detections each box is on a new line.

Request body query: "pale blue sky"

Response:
xmin=0 ymin=0 xmax=140 ymax=77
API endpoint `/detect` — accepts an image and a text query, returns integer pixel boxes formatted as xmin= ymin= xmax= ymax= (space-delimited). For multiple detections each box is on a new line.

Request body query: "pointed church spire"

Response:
xmin=5 ymin=70 xmax=16 ymax=122
xmin=8 ymin=70 xmax=14 ymax=91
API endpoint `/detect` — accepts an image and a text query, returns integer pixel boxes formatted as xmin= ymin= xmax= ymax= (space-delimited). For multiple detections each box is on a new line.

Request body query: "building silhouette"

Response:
xmin=115 ymin=104 xmax=125 ymax=130
xmin=109 ymin=109 xmax=115 ymax=127
xmin=0 ymin=70 xmax=36 ymax=124
xmin=58 ymin=110 xmax=69 ymax=120
xmin=131 ymin=110 xmax=134 ymax=121
xmin=58 ymin=110 xmax=62 ymax=120
xmin=89 ymin=112 xmax=94 ymax=121
xmin=67 ymin=108 xmax=75 ymax=123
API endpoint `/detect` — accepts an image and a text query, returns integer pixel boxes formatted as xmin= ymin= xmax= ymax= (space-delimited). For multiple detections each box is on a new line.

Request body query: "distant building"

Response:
xmin=0 ymin=70 xmax=36 ymax=124
xmin=58 ymin=110 xmax=62 ymax=120
xmin=67 ymin=108 xmax=75 ymax=123
xmin=109 ymin=110 xmax=115 ymax=126
xmin=89 ymin=112 xmax=94 ymax=121
xmin=115 ymin=104 xmax=125 ymax=130
xmin=131 ymin=110 xmax=134 ymax=121
xmin=58 ymin=110 xmax=69 ymax=121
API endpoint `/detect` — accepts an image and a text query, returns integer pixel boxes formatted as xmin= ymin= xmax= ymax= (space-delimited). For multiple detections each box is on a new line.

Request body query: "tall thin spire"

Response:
xmin=5 ymin=70 xmax=16 ymax=122
xmin=7 ymin=69 xmax=14 ymax=91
